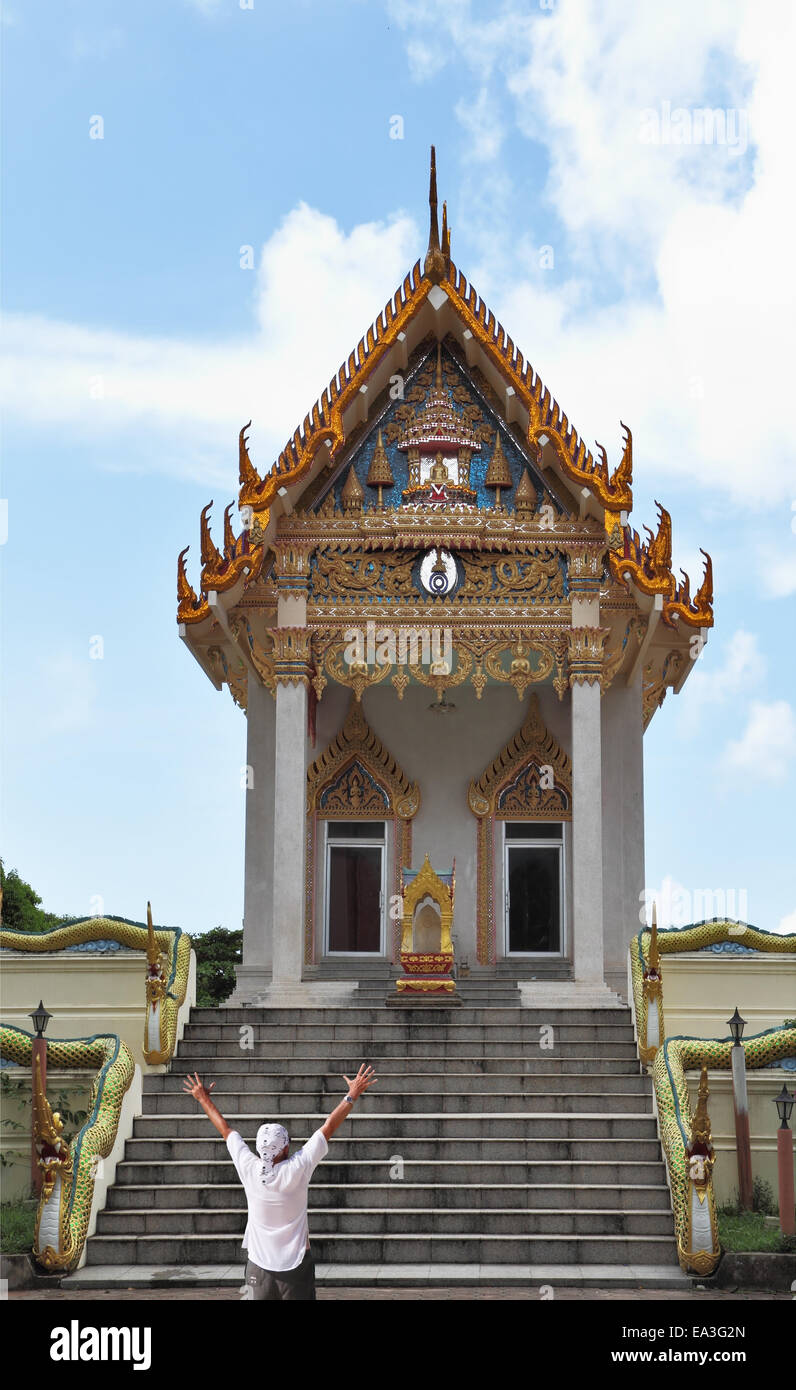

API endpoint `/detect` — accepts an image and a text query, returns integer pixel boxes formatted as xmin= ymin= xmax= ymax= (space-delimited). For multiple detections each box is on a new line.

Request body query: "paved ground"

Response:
xmin=8 ymin=1285 xmax=787 ymax=1300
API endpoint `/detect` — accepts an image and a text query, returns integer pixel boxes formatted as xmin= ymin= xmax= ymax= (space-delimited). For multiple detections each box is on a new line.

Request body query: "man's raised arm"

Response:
xmin=321 ymin=1063 xmax=378 ymax=1141
xmin=183 ymin=1071 xmax=232 ymax=1139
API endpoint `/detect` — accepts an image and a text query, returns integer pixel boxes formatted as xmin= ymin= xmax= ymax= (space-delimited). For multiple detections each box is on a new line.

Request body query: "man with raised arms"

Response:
xmin=183 ymin=1062 xmax=377 ymax=1301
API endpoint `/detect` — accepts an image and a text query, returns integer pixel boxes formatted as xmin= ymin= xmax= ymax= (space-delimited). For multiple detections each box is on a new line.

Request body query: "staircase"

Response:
xmin=68 ymin=997 xmax=688 ymax=1290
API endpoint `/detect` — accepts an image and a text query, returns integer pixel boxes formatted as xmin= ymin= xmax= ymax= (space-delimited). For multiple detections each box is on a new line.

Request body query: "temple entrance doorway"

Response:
xmin=324 ymin=820 xmax=386 ymax=954
xmin=504 ymin=822 xmax=565 ymax=955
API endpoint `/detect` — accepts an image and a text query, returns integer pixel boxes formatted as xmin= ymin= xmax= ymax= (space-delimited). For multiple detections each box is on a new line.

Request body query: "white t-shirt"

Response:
xmin=225 ymin=1127 xmax=329 ymax=1273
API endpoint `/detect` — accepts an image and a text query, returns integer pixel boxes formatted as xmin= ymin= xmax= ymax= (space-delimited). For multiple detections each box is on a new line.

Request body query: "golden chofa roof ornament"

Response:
xmin=424 ymin=145 xmax=450 ymax=285
xmin=485 ymin=431 xmax=512 ymax=508
xmin=365 ymin=429 xmax=394 ymax=508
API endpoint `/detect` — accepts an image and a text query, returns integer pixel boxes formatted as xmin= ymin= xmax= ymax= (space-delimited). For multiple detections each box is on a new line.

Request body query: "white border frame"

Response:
xmin=322 ymin=820 xmax=388 ymax=956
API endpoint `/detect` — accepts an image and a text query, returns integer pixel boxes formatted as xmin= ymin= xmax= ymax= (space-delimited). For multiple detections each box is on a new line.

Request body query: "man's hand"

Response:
xmin=342 ymin=1064 xmax=378 ymax=1100
xmin=182 ymin=1071 xmax=231 ymax=1139
xmin=182 ymin=1071 xmax=216 ymax=1104
xmin=322 ymin=1064 xmax=378 ymax=1141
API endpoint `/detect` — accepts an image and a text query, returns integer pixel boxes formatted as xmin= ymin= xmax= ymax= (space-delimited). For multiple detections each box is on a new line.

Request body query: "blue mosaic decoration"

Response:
xmin=318 ymin=342 xmax=564 ymax=518
xmin=698 ymin=942 xmax=759 ymax=955
xmin=319 ymin=759 xmax=390 ymax=815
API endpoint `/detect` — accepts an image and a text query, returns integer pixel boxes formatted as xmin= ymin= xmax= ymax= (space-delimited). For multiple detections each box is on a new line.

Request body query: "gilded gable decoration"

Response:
xmin=468 ymin=693 xmax=572 ymax=821
xmin=341 ymin=465 xmax=365 ymax=516
xmin=396 ymin=345 xmax=480 ymax=507
xmin=307 ymin=698 xmax=420 ymax=821
xmin=318 ymin=761 xmax=390 ymax=817
xmin=365 ymin=429 xmax=394 ymax=508
xmin=485 ymin=432 xmax=512 ymax=509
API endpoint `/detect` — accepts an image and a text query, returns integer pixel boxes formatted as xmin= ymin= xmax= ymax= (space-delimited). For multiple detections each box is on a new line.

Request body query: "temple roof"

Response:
xmin=177 ymin=148 xmax=713 ymax=644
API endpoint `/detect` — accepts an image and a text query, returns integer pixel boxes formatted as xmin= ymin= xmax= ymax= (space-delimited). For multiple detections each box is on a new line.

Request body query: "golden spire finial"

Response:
xmin=649 ymin=900 xmax=660 ymax=972
xmin=441 ymin=201 xmax=450 ymax=258
xmin=424 ymin=145 xmax=447 ymax=284
xmin=428 ymin=146 xmax=439 ymax=250
xmin=147 ymin=900 xmax=158 ymax=967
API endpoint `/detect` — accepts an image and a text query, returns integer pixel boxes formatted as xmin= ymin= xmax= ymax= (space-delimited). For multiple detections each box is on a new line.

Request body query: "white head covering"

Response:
xmin=255 ymin=1123 xmax=290 ymax=1182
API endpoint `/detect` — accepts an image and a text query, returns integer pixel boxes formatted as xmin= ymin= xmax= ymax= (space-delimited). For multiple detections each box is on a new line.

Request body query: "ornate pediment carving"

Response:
xmin=307 ymin=696 xmax=420 ymax=819
xmin=468 ymin=692 xmax=572 ymax=819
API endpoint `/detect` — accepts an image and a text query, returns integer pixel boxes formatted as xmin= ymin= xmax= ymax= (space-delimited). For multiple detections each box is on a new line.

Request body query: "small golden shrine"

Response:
xmin=396 ymin=853 xmax=457 ymax=1000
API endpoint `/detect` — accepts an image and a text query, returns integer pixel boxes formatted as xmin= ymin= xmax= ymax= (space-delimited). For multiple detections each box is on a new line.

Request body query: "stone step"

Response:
xmin=95 ymin=1206 xmax=675 ymax=1237
xmin=79 ymin=994 xmax=676 ymax=1286
xmin=169 ymin=1053 xmax=641 ymax=1076
xmin=143 ymin=1090 xmax=653 ymax=1115
xmin=84 ymin=1231 xmax=678 ymax=1267
xmin=148 ymin=1072 xmax=648 ymax=1095
xmin=179 ymin=1028 xmax=637 ymax=1047
xmin=127 ymin=1114 xmax=659 ymax=1140
xmin=108 ymin=1175 xmax=671 ymax=1209
xmin=182 ymin=1019 xmax=634 ymax=1038
xmin=65 ymin=1262 xmax=689 ymax=1290
xmin=187 ymin=1007 xmax=631 ymax=1024
xmin=174 ymin=1040 xmax=641 ymax=1060
xmin=112 ymin=1155 xmax=667 ymax=1183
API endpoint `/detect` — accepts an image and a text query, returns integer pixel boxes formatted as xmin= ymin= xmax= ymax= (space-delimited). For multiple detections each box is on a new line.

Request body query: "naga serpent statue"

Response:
xmin=0 ymin=908 xmax=192 ymax=1065
xmin=629 ymin=917 xmax=796 ymax=1274
xmin=0 ymin=909 xmax=193 ymax=1268
xmin=0 ymin=1024 xmax=136 ymax=1271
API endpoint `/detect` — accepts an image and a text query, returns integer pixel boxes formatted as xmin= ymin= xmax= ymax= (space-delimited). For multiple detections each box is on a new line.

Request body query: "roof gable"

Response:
xmin=177 ymin=148 xmax=712 ymax=638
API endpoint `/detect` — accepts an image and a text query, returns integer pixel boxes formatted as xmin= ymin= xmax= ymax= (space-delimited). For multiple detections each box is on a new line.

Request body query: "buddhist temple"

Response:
xmin=177 ymin=148 xmax=714 ymax=1007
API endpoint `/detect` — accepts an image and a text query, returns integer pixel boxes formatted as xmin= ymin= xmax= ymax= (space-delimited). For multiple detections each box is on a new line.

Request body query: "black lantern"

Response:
xmin=28 ymin=1000 xmax=52 ymax=1037
xmin=727 ymin=1007 xmax=746 ymax=1044
xmin=773 ymin=1084 xmax=794 ymax=1129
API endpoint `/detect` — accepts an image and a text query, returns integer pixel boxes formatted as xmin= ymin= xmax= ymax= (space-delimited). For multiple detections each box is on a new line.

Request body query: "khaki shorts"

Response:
xmin=244 ymin=1249 xmax=316 ymax=1302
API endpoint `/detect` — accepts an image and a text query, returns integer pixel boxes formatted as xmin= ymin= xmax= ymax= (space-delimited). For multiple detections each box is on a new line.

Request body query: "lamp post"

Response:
xmin=773 ymin=1084 xmax=795 ymax=1237
xmin=28 ymin=1000 xmax=52 ymax=1196
xmin=727 ymin=1007 xmax=753 ymax=1210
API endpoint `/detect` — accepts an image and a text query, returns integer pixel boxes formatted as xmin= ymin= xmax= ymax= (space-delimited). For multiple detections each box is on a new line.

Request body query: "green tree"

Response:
xmin=193 ymin=926 xmax=243 ymax=1007
xmin=0 ymin=861 xmax=74 ymax=932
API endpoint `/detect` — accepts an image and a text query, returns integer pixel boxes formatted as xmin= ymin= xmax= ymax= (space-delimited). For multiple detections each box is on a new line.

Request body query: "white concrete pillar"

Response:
xmin=571 ymin=676 xmax=605 ymax=985
xmin=567 ymin=604 xmax=609 ymax=988
xmin=271 ymin=677 xmax=309 ymax=986
xmin=243 ymin=677 xmax=275 ymax=972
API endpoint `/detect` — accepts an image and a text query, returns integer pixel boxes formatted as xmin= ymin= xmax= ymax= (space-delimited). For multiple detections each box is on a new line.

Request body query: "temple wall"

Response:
xmin=0 ymin=950 xmax=197 ymax=1073
xmin=312 ymin=682 xmax=574 ymax=967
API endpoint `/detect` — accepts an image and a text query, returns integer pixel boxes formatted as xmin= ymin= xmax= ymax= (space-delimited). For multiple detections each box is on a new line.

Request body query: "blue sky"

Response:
xmin=2 ymin=0 xmax=794 ymax=938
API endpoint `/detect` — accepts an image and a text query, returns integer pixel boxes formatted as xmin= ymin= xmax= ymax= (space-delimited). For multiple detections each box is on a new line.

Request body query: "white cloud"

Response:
xmin=0 ymin=206 xmax=418 ymax=484
xmin=722 ymin=698 xmax=796 ymax=782
xmin=677 ymin=628 xmax=768 ymax=739
xmin=405 ymin=39 xmax=447 ymax=82
xmin=760 ymin=547 xmax=796 ymax=599
xmin=683 ymin=628 xmax=763 ymax=731
xmin=776 ymin=909 xmax=796 ymax=935
xmin=388 ymin=0 xmax=796 ymax=504
xmin=454 ymin=87 xmax=505 ymax=162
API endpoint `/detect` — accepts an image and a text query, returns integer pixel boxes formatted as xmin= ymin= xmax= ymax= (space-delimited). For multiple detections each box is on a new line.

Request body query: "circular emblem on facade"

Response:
xmin=419 ymin=547 xmax=458 ymax=596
